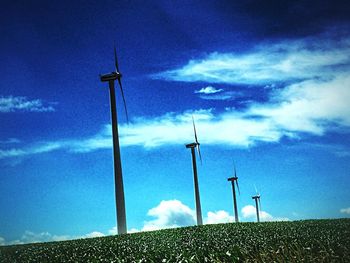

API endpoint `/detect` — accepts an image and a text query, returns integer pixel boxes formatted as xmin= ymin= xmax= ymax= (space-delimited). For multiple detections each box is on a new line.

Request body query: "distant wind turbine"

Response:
xmin=227 ymin=161 xmax=240 ymax=223
xmin=252 ymin=187 xmax=261 ymax=223
xmin=186 ymin=116 xmax=203 ymax=225
xmin=100 ymin=46 xmax=128 ymax=234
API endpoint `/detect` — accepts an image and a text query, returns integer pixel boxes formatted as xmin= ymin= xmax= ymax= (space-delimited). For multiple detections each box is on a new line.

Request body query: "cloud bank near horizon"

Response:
xmin=0 ymin=199 xmax=290 ymax=245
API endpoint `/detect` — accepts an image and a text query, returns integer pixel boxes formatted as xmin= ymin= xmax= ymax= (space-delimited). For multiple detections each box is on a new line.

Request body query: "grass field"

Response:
xmin=1 ymin=219 xmax=349 ymax=262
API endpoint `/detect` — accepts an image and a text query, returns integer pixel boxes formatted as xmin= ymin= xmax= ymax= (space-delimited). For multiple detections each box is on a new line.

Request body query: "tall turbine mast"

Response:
xmin=100 ymin=46 xmax=128 ymax=234
xmin=252 ymin=190 xmax=261 ymax=223
xmin=185 ymin=116 xmax=203 ymax=225
xmin=227 ymin=161 xmax=240 ymax=222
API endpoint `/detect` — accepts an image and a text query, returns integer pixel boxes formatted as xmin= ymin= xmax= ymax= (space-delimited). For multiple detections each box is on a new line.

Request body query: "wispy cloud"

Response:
xmin=0 ymin=96 xmax=55 ymax=113
xmin=2 ymin=31 xmax=349 ymax=160
xmin=0 ymin=142 xmax=62 ymax=160
xmin=340 ymin=207 xmax=350 ymax=215
xmin=198 ymin=91 xmax=244 ymax=101
xmin=153 ymin=34 xmax=350 ymax=85
xmin=2 ymin=72 xmax=350 ymax=160
xmin=194 ymin=86 xmax=245 ymax=101
xmin=0 ymin=138 xmax=20 ymax=144
xmin=195 ymin=86 xmax=223 ymax=94
xmin=246 ymin=73 xmax=350 ymax=134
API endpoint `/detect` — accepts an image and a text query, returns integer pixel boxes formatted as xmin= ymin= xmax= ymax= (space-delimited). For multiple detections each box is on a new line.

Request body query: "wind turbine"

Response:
xmin=185 ymin=116 xmax=203 ymax=226
xmin=227 ymin=161 xmax=240 ymax=223
xmin=252 ymin=187 xmax=261 ymax=223
xmin=100 ymin=46 xmax=128 ymax=234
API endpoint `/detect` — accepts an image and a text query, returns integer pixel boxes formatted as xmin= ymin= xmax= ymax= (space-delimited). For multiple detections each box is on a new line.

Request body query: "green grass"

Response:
xmin=1 ymin=219 xmax=349 ymax=262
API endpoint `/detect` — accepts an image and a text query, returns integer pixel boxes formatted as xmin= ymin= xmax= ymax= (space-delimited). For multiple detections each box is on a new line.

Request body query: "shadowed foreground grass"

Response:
xmin=1 ymin=219 xmax=349 ymax=262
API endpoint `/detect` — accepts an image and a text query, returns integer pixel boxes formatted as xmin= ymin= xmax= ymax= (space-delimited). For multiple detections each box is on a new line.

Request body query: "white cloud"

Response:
xmin=139 ymin=200 xmax=237 ymax=232
xmin=128 ymin=228 xmax=140 ymax=233
xmin=340 ymin=207 xmax=350 ymax=214
xmin=0 ymin=149 xmax=27 ymax=159
xmin=0 ymin=142 xmax=63 ymax=160
xmin=0 ymin=138 xmax=20 ymax=144
xmin=204 ymin=210 xmax=234 ymax=224
xmin=0 ymin=96 xmax=55 ymax=113
xmin=142 ymin=200 xmax=196 ymax=231
xmin=241 ymin=205 xmax=257 ymax=218
xmin=195 ymin=86 xmax=223 ymax=94
xmin=1 ymin=72 xmax=350 ymax=159
xmin=153 ymin=35 xmax=350 ymax=85
xmin=241 ymin=205 xmax=289 ymax=222
xmin=1 ymin=202 xmax=289 ymax=245
xmin=198 ymin=90 xmax=244 ymax=101
xmin=248 ymin=74 xmax=350 ymax=134
xmin=2 ymin=73 xmax=350 ymax=159
xmin=0 ymin=236 xmax=5 ymax=246
xmin=7 ymin=231 xmax=71 ymax=245
xmin=81 ymin=231 xmax=105 ymax=238
xmin=108 ymin=226 xmax=118 ymax=235
xmin=108 ymin=226 xmax=140 ymax=235
xmin=3 ymin=230 xmax=106 ymax=245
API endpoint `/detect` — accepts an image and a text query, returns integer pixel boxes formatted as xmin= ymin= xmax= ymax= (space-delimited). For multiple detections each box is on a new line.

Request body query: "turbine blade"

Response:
xmin=117 ymin=78 xmax=129 ymax=123
xmin=114 ymin=46 xmax=120 ymax=73
xmin=192 ymin=115 xmax=199 ymax=144
xmin=254 ymin=184 xmax=258 ymax=195
xmin=236 ymin=180 xmax=240 ymax=195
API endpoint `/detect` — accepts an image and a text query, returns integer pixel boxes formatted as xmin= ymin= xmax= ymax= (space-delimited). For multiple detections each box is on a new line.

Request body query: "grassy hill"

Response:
xmin=1 ymin=219 xmax=349 ymax=262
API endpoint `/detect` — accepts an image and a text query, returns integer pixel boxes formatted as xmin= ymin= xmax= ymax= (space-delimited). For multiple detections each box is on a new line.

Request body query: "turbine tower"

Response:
xmin=100 ymin=47 xmax=129 ymax=234
xmin=252 ymin=192 xmax=261 ymax=223
xmin=227 ymin=162 xmax=240 ymax=222
xmin=186 ymin=116 xmax=203 ymax=226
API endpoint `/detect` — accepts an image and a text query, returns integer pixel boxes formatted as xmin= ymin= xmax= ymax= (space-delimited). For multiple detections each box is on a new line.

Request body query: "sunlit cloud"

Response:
xmin=134 ymin=200 xmax=236 ymax=232
xmin=2 ymin=72 xmax=350 ymax=159
xmin=153 ymin=35 xmax=350 ymax=85
xmin=204 ymin=210 xmax=234 ymax=224
xmin=1 ymin=41 xmax=350 ymax=158
xmin=241 ymin=205 xmax=289 ymax=222
xmin=246 ymin=73 xmax=350 ymax=134
xmin=0 ymin=96 xmax=55 ymax=113
xmin=340 ymin=207 xmax=350 ymax=215
xmin=2 ymin=230 xmax=106 ymax=246
xmin=6 ymin=231 xmax=71 ymax=245
xmin=0 ymin=201 xmax=289 ymax=245
xmin=82 ymin=231 xmax=105 ymax=238
xmin=195 ymin=86 xmax=223 ymax=94
xmin=142 ymin=200 xmax=196 ymax=231
xmin=0 ymin=236 xmax=5 ymax=246
xmin=197 ymin=89 xmax=244 ymax=101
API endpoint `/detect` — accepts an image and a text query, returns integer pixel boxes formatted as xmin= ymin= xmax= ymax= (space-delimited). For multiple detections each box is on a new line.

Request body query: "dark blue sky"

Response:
xmin=1 ymin=0 xmax=350 ymax=244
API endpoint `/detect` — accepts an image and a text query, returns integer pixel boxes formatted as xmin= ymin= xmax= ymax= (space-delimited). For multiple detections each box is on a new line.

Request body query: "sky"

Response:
xmin=1 ymin=0 xmax=350 ymax=245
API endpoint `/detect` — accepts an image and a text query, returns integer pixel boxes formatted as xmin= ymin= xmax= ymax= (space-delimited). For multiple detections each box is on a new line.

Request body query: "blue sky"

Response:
xmin=1 ymin=0 xmax=350 ymax=244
